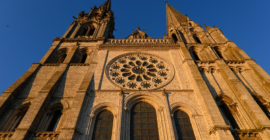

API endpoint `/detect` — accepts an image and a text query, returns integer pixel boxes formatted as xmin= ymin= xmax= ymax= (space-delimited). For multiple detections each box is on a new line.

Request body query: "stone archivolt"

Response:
xmin=106 ymin=53 xmax=174 ymax=90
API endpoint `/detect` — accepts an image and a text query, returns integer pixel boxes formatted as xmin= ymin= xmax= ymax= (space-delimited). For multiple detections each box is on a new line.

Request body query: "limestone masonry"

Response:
xmin=0 ymin=0 xmax=270 ymax=140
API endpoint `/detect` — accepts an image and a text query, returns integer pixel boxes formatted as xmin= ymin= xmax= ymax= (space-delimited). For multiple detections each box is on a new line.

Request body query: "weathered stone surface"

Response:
xmin=0 ymin=1 xmax=269 ymax=140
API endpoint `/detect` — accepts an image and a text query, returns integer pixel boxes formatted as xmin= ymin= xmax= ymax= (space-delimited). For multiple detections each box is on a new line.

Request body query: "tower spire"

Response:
xmin=166 ymin=3 xmax=187 ymax=27
xmin=100 ymin=0 xmax=111 ymax=11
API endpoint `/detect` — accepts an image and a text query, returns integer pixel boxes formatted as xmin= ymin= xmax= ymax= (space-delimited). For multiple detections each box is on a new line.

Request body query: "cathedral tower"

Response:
xmin=0 ymin=1 xmax=269 ymax=140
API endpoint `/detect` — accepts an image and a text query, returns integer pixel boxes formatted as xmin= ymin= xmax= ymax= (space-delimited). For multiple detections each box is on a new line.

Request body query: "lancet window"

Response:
xmin=0 ymin=104 xmax=30 ymax=132
xmin=92 ymin=110 xmax=114 ymax=140
xmin=130 ymin=102 xmax=159 ymax=140
xmin=173 ymin=110 xmax=196 ymax=140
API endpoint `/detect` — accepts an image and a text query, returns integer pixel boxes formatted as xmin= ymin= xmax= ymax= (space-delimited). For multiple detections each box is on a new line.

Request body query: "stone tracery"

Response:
xmin=106 ymin=53 xmax=174 ymax=90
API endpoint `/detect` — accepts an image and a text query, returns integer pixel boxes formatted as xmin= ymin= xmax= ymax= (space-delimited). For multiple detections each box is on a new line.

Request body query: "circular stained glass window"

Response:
xmin=106 ymin=53 xmax=174 ymax=90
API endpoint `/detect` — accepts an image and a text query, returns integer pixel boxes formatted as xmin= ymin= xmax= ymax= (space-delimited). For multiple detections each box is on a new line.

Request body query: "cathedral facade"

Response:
xmin=0 ymin=0 xmax=270 ymax=140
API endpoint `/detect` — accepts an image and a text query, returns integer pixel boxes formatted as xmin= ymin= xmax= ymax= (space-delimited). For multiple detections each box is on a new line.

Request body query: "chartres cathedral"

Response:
xmin=1 ymin=0 xmax=270 ymax=140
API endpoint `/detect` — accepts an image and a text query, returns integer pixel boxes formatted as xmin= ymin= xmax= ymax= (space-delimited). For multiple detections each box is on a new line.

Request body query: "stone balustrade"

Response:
xmin=35 ymin=131 xmax=60 ymax=140
xmin=107 ymin=38 xmax=174 ymax=45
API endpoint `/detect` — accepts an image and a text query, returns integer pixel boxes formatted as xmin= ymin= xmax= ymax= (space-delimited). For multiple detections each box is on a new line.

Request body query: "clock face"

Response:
xmin=106 ymin=53 xmax=175 ymax=90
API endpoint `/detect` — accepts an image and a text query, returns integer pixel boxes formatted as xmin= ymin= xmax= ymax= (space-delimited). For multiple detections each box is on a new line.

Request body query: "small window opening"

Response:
xmin=219 ymin=101 xmax=240 ymax=139
xmin=214 ymin=47 xmax=223 ymax=59
xmin=190 ymin=47 xmax=200 ymax=61
xmin=80 ymin=53 xmax=88 ymax=63
xmin=220 ymin=102 xmax=239 ymax=129
xmin=172 ymin=34 xmax=178 ymax=43
xmin=57 ymin=53 xmax=67 ymax=63
xmin=88 ymin=28 xmax=95 ymax=36
xmin=81 ymin=27 xmax=88 ymax=36
xmin=193 ymin=34 xmax=201 ymax=43
xmin=46 ymin=110 xmax=62 ymax=131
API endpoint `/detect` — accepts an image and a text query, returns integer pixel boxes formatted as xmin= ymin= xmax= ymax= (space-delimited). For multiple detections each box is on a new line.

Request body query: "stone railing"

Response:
xmin=35 ymin=131 xmax=60 ymax=140
xmin=235 ymin=129 xmax=260 ymax=139
xmin=107 ymin=38 xmax=174 ymax=45
xmin=0 ymin=132 xmax=14 ymax=140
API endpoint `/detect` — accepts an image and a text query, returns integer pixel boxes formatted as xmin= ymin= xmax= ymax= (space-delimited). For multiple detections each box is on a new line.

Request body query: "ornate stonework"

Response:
xmin=106 ymin=53 xmax=174 ymax=90
xmin=0 ymin=1 xmax=270 ymax=140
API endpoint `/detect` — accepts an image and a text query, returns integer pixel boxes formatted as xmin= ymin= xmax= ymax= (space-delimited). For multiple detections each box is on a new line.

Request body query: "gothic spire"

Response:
xmin=100 ymin=0 xmax=111 ymax=11
xmin=166 ymin=3 xmax=188 ymax=29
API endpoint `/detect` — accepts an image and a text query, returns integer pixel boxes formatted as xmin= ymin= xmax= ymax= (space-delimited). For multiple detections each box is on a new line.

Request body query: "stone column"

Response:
xmin=162 ymin=90 xmax=176 ymax=140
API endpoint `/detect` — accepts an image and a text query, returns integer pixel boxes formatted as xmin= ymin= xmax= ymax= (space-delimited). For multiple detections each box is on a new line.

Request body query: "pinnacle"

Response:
xmin=166 ymin=3 xmax=187 ymax=25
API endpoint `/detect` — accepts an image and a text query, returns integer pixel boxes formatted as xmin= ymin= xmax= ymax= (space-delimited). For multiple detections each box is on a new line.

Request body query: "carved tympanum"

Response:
xmin=106 ymin=53 xmax=174 ymax=90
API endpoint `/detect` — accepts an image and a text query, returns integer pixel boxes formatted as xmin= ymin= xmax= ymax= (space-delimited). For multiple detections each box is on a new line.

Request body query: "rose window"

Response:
xmin=106 ymin=53 xmax=174 ymax=90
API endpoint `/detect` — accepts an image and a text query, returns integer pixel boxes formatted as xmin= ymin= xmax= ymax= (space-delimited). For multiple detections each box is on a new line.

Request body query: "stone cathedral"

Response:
xmin=0 ymin=0 xmax=270 ymax=140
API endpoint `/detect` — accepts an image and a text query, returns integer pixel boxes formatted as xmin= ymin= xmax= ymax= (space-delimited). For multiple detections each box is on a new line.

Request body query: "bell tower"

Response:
xmin=63 ymin=0 xmax=114 ymax=39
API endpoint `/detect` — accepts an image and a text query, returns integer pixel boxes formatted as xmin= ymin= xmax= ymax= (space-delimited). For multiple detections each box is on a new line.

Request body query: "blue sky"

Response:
xmin=0 ymin=0 xmax=269 ymax=93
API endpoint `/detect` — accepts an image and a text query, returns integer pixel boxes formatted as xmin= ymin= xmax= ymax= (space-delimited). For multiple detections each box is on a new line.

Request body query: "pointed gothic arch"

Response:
xmin=217 ymin=95 xmax=241 ymax=139
xmin=37 ymin=103 xmax=63 ymax=132
xmin=0 ymin=103 xmax=30 ymax=132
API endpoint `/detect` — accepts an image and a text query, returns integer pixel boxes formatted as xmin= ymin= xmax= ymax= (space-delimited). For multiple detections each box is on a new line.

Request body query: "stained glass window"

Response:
xmin=130 ymin=102 xmax=159 ymax=140
xmin=92 ymin=110 xmax=114 ymax=140
xmin=173 ymin=110 xmax=195 ymax=140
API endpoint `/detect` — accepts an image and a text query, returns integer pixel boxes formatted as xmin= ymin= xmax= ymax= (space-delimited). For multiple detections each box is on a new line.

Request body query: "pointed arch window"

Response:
xmin=193 ymin=34 xmax=201 ymax=44
xmin=218 ymin=99 xmax=240 ymax=139
xmin=79 ymin=49 xmax=88 ymax=63
xmin=130 ymin=102 xmax=159 ymax=140
xmin=46 ymin=109 xmax=62 ymax=131
xmin=172 ymin=34 xmax=178 ymax=43
xmin=219 ymin=101 xmax=239 ymax=129
xmin=88 ymin=27 xmax=95 ymax=36
xmin=213 ymin=47 xmax=223 ymax=59
xmin=189 ymin=47 xmax=200 ymax=61
xmin=0 ymin=104 xmax=30 ymax=132
xmin=173 ymin=110 xmax=196 ymax=140
xmin=37 ymin=106 xmax=63 ymax=132
xmin=92 ymin=110 xmax=113 ymax=140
